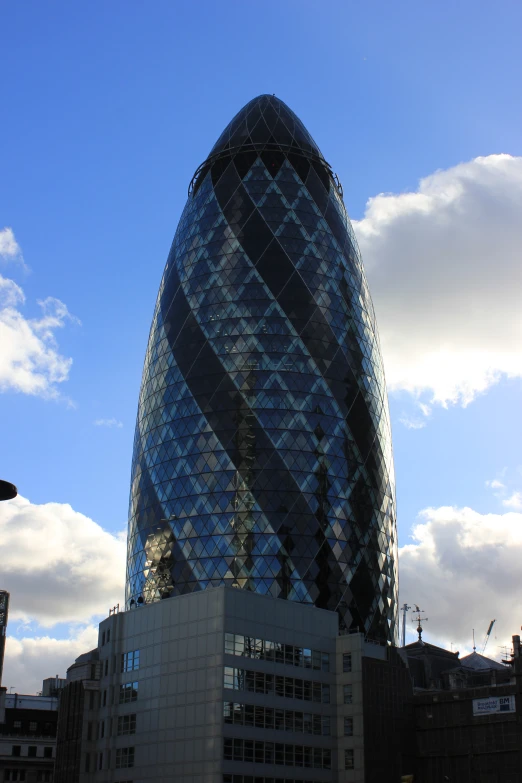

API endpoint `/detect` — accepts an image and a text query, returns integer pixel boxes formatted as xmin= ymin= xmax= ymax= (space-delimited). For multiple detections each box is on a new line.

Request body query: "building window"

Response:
xmin=101 ymin=631 xmax=106 ymax=646
xmin=98 ymin=752 xmax=103 ymax=771
xmin=36 ymin=773 xmax=52 ymax=782
xmin=117 ymin=714 xmax=136 ymax=736
xmin=115 ymin=747 xmax=135 ymax=769
xmin=343 ymin=652 xmax=352 ymax=673
xmin=13 ymin=721 xmax=21 ymax=729
xmin=29 ymin=722 xmax=37 ymax=731
xmin=224 ymin=667 xmax=330 ymax=703
xmin=344 ymin=716 xmax=353 ymax=736
xmin=345 ymin=748 xmax=354 ymax=770
xmin=223 ymin=701 xmax=330 ymax=735
xmin=121 ymin=650 xmax=140 ymax=672
xmin=343 ymin=684 xmax=353 ymax=704
xmin=106 ymin=629 xmax=111 ymax=643
xmin=222 ymin=779 xmax=328 ymax=783
xmin=119 ymin=681 xmax=139 ymax=704
xmin=104 ymin=659 xmax=109 ymax=676
xmin=12 ymin=747 xmax=21 ymax=757
xmin=224 ymin=633 xmax=330 ymax=672
xmin=102 ymin=690 xmax=107 ymax=707
xmin=43 ymin=747 xmax=53 ymax=759
xmin=4 ymin=773 xmax=26 ymax=782
xmin=222 ymin=738 xmax=330 ymax=769
xmin=84 ymin=753 xmax=90 ymax=773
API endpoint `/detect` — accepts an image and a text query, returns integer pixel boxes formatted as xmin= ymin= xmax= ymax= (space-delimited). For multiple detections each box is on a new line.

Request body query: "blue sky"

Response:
xmin=1 ymin=0 xmax=521 ymax=689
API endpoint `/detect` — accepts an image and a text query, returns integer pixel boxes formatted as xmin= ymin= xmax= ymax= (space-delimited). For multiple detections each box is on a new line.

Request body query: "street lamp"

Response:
xmin=0 ymin=481 xmax=17 ymax=501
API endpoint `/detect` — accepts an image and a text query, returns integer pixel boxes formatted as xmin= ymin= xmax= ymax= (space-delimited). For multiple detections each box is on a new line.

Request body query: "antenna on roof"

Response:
xmin=473 ymin=628 xmax=476 ymax=652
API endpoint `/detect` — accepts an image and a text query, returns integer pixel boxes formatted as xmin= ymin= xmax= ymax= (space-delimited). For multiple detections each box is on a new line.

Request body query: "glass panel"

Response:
xmin=224 ymin=633 xmax=235 ymax=655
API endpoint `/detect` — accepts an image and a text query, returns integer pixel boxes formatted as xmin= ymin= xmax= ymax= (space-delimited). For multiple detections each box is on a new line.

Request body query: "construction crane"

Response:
xmin=482 ymin=619 xmax=496 ymax=653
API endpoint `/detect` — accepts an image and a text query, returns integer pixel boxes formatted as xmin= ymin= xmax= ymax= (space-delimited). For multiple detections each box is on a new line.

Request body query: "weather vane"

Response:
xmin=412 ymin=604 xmax=428 ymax=642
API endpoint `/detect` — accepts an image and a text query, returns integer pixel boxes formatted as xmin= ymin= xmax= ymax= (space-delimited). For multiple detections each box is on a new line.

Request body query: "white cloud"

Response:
xmin=0 ymin=275 xmax=25 ymax=308
xmin=399 ymin=505 xmax=522 ymax=656
xmin=354 ymin=154 xmax=522 ymax=408
xmin=0 ymin=227 xmax=79 ymax=399
xmin=486 ymin=479 xmax=505 ymax=490
xmin=503 ymin=491 xmax=522 ymax=511
xmin=0 ymin=287 xmax=78 ymax=398
xmin=0 ymin=495 xmax=126 ymax=627
xmin=3 ymin=625 xmax=99 ymax=695
xmin=399 ymin=415 xmax=427 ymax=430
xmin=0 ymin=227 xmax=24 ymax=265
xmin=94 ymin=418 xmax=123 ymax=428
xmin=399 ymin=401 xmax=432 ymax=430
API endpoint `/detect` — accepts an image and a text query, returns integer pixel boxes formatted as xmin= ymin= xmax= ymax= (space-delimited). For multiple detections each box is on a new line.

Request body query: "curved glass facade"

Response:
xmin=127 ymin=95 xmax=397 ymax=643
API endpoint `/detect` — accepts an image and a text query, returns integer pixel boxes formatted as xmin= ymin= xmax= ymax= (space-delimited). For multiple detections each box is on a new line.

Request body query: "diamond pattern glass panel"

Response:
xmin=127 ymin=95 xmax=398 ymax=643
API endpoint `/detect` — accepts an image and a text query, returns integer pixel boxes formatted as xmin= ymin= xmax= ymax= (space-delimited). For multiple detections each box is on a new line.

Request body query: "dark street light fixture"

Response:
xmin=0 ymin=480 xmax=17 ymax=501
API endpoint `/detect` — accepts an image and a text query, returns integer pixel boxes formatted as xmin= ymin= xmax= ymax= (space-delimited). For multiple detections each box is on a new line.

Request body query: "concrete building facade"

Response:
xmin=55 ymin=587 xmax=412 ymax=783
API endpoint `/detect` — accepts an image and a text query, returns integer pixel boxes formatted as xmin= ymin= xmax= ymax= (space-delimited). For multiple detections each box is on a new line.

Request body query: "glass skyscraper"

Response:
xmin=127 ymin=95 xmax=397 ymax=644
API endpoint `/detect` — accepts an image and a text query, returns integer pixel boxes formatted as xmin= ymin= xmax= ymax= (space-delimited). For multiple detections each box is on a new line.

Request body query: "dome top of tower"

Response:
xmin=189 ymin=94 xmax=333 ymax=197
xmin=209 ymin=94 xmax=326 ymax=163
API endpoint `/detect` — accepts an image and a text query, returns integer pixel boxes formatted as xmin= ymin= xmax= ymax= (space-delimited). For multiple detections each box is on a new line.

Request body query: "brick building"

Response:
xmin=405 ymin=635 xmax=522 ymax=783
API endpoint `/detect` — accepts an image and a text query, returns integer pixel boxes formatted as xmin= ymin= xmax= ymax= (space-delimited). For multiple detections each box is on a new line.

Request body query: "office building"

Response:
xmin=0 ymin=690 xmax=58 ymax=783
xmin=54 ymin=650 xmax=100 ymax=783
xmin=127 ymin=94 xmax=397 ymax=644
xmin=56 ymin=95 xmax=410 ymax=783
xmin=55 ymin=587 xmax=412 ymax=783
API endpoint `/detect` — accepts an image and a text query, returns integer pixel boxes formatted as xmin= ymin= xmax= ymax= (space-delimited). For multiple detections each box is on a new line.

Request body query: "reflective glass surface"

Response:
xmin=224 ymin=632 xmax=329 ymax=669
xmin=223 ymin=666 xmax=330 ymax=703
xmin=223 ymin=777 xmax=325 ymax=783
xmin=127 ymin=94 xmax=397 ymax=643
xmin=224 ymin=701 xmax=330 ymax=735
xmin=223 ymin=739 xmax=331 ymax=769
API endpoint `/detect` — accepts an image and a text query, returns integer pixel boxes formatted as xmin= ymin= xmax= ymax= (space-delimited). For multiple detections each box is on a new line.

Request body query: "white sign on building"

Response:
xmin=472 ymin=695 xmax=515 ymax=716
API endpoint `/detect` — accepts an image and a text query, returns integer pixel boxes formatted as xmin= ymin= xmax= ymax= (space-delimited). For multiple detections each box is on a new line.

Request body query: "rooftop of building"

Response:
xmin=4 ymin=694 xmax=59 ymax=711
xmin=209 ymin=93 xmax=324 ymax=161
xmin=458 ymin=650 xmax=507 ymax=671
xmin=73 ymin=648 xmax=99 ymax=665
xmin=404 ymin=639 xmax=461 ymax=662
xmin=190 ymin=93 xmax=336 ymax=198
